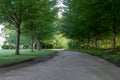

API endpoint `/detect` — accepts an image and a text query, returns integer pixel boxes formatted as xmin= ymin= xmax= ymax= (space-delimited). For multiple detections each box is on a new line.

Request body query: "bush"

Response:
xmin=1 ymin=45 xmax=10 ymax=49
xmin=22 ymin=45 xmax=29 ymax=49
xmin=1 ymin=45 xmax=15 ymax=49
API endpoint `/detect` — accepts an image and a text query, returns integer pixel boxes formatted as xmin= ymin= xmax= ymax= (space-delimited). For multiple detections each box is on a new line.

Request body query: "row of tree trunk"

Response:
xmin=15 ymin=27 xmax=42 ymax=55
xmin=30 ymin=30 xmax=42 ymax=52
xmin=77 ymin=36 xmax=117 ymax=50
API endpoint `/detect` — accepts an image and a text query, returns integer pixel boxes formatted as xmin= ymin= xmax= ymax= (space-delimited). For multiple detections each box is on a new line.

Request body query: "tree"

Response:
xmin=0 ymin=0 xmax=57 ymax=54
xmin=0 ymin=0 xmax=37 ymax=55
xmin=101 ymin=0 xmax=120 ymax=49
xmin=34 ymin=0 xmax=57 ymax=51
xmin=22 ymin=0 xmax=57 ymax=51
xmin=21 ymin=2 xmax=39 ymax=51
xmin=61 ymin=0 xmax=117 ymax=49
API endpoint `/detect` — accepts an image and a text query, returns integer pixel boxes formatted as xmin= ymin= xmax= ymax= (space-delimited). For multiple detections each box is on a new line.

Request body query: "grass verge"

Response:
xmin=69 ymin=49 xmax=120 ymax=67
xmin=0 ymin=49 xmax=56 ymax=66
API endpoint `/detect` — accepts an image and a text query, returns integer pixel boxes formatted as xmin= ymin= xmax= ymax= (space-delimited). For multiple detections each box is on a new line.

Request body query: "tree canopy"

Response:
xmin=0 ymin=0 xmax=57 ymax=54
xmin=61 ymin=0 xmax=120 ymax=49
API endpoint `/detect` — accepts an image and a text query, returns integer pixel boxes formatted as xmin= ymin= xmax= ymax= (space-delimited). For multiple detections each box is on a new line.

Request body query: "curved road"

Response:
xmin=0 ymin=50 xmax=120 ymax=80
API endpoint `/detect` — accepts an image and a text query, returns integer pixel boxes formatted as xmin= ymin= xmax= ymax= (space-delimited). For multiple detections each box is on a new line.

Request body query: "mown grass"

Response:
xmin=70 ymin=49 xmax=120 ymax=62
xmin=0 ymin=49 xmax=56 ymax=66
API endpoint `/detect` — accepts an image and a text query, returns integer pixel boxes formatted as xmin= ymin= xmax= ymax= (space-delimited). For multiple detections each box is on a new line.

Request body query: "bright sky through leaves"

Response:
xmin=57 ymin=0 xmax=66 ymax=14
xmin=0 ymin=25 xmax=5 ymax=48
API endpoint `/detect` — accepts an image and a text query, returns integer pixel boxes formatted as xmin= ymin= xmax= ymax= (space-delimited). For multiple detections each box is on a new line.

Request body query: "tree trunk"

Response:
xmin=33 ymin=42 xmax=36 ymax=49
xmin=94 ymin=35 xmax=98 ymax=48
xmin=30 ymin=30 xmax=34 ymax=52
xmin=78 ymin=39 xmax=81 ymax=49
xmin=112 ymin=32 xmax=116 ymax=50
xmin=15 ymin=27 xmax=21 ymax=55
xmin=87 ymin=37 xmax=90 ymax=49
xmin=37 ymin=39 xmax=41 ymax=51
xmin=105 ymin=40 xmax=107 ymax=48
xmin=41 ymin=42 xmax=42 ymax=49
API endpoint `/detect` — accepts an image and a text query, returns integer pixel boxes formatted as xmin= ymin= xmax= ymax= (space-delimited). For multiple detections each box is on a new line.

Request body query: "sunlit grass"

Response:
xmin=0 ymin=49 xmax=56 ymax=66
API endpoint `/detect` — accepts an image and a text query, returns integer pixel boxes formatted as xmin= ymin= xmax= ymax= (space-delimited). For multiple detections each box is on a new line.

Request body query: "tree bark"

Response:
xmin=87 ymin=36 xmax=90 ymax=49
xmin=33 ymin=42 xmax=36 ymax=49
xmin=77 ymin=39 xmax=81 ymax=49
xmin=15 ymin=26 xmax=21 ymax=55
xmin=30 ymin=30 xmax=34 ymax=52
xmin=37 ymin=39 xmax=41 ymax=51
xmin=94 ymin=35 xmax=98 ymax=48
xmin=112 ymin=32 xmax=116 ymax=50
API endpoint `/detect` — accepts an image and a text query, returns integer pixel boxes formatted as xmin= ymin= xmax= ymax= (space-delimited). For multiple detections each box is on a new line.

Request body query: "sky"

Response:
xmin=57 ymin=0 xmax=67 ymax=14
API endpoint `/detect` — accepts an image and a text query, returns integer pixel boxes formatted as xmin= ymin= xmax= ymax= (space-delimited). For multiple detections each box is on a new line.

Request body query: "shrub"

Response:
xmin=1 ymin=45 xmax=15 ymax=49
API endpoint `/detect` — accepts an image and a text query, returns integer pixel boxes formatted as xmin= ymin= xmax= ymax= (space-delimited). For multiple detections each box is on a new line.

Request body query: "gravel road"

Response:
xmin=0 ymin=50 xmax=120 ymax=80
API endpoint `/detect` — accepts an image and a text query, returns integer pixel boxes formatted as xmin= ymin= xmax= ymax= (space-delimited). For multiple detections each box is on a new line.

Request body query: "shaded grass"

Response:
xmin=0 ymin=49 xmax=56 ymax=66
xmin=70 ymin=49 xmax=120 ymax=62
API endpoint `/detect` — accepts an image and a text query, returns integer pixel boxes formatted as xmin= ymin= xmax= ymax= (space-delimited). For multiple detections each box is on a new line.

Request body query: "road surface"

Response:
xmin=0 ymin=50 xmax=120 ymax=80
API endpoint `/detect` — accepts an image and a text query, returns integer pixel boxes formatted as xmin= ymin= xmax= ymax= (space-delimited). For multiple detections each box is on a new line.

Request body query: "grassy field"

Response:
xmin=0 ymin=49 xmax=56 ymax=66
xmin=71 ymin=49 xmax=120 ymax=62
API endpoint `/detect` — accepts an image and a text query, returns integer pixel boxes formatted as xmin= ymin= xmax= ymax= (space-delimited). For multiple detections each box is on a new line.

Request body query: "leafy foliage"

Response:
xmin=61 ymin=0 xmax=120 ymax=49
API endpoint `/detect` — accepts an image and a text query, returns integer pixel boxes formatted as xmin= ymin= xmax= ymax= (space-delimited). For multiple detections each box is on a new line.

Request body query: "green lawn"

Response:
xmin=71 ymin=49 xmax=120 ymax=62
xmin=0 ymin=49 xmax=56 ymax=66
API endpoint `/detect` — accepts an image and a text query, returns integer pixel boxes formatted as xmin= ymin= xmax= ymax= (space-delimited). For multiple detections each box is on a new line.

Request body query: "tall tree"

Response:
xmin=35 ymin=0 xmax=57 ymax=51
xmin=101 ymin=0 xmax=120 ymax=49
xmin=0 ymin=0 xmax=37 ymax=55
xmin=22 ymin=0 xmax=57 ymax=51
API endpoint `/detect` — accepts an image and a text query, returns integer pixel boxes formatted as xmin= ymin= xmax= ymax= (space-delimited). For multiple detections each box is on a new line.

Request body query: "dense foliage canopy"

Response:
xmin=61 ymin=0 xmax=120 ymax=49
